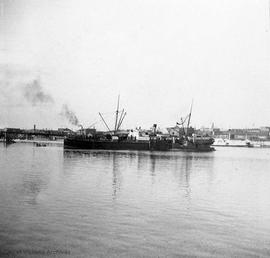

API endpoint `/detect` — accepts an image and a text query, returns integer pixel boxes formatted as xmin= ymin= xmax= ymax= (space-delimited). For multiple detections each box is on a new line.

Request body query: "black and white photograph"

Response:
xmin=1 ymin=0 xmax=270 ymax=257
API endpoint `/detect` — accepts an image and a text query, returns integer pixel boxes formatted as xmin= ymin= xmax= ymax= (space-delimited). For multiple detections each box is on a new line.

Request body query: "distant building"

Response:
xmin=167 ymin=126 xmax=195 ymax=137
xmin=58 ymin=128 xmax=74 ymax=135
xmin=3 ymin=128 xmax=21 ymax=133
xmin=212 ymin=127 xmax=270 ymax=141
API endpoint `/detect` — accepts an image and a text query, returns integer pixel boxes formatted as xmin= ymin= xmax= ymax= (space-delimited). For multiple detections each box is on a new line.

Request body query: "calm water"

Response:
xmin=0 ymin=143 xmax=270 ymax=257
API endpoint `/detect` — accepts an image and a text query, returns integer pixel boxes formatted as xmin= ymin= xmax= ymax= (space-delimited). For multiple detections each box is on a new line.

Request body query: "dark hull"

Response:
xmin=64 ymin=137 xmax=214 ymax=152
xmin=64 ymin=138 xmax=172 ymax=151
xmin=172 ymin=143 xmax=215 ymax=152
xmin=174 ymin=146 xmax=215 ymax=152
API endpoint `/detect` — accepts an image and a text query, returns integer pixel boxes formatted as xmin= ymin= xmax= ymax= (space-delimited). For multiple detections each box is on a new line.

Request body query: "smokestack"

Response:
xmin=79 ymin=125 xmax=84 ymax=135
xmin=34 ymin=124 xmax=36 ymax=131
xmin=153 ymin=124 xmax=157 ymax=135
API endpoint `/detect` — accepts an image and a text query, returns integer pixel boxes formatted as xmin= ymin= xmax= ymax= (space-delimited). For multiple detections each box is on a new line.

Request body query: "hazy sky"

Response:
xmin=1 ymin=0 xmax=270 ymax=130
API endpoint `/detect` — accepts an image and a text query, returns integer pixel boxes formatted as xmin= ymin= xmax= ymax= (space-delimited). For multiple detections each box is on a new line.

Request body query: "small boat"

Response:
xmin=35 ymin=142 xmax=47 ymax=147
xmin=3 ymin=136 xmax=15 ymax=144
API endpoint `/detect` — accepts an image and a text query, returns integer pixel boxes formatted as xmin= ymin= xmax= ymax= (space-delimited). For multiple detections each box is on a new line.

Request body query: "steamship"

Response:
xmin=64 ymin=98 xmax=214 ymax=152
xmin=64 ymin=134 xmax=172 ymax=151
xmin=64 ymin=97 xmax=172 ymax=151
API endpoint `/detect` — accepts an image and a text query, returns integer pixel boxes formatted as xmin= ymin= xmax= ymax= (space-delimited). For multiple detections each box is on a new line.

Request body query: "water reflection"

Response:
xmin=180 ymin=155 xmax=193 ymax=199
xmin=149 ymin=153 xmax=156 ymax=185
xmin=63 ymin=150 xmax=125 ymax=199
xmin=63 ymin=150 xmax=215 ymax=203
xmin=111 ymin=153 xmax=122 ymax=200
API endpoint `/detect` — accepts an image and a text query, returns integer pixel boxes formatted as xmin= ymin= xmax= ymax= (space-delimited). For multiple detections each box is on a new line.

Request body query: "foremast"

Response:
xmin=98 ymin=95 xmax=126 ymax=135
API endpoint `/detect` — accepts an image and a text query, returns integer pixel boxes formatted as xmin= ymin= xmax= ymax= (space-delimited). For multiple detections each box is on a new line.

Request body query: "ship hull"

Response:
xmin=64 ymin=137 xmax=214 ymax=152
xmin=64 ymin=138 xmax=172 ymax=151
xmin=172 ymin=143 xmax=215 ymax=152
xmin=172 ymin=136 xmax=215 ymax=152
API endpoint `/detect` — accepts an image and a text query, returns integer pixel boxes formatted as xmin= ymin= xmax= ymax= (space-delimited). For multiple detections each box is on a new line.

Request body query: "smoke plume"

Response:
xmin=23 ymin=79 xmax=54 ymax=106
xmin=60 ymin=104 xmax=80 ymax=126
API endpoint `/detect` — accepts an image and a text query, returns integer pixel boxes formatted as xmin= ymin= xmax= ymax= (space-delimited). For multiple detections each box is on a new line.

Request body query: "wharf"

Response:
xmin=14 ymin=139 xmax=64 ymax=146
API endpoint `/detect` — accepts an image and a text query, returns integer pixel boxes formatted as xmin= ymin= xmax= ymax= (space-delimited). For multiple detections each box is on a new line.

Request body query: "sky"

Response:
xmin=0 ymin=0 xmax=270 ymax=130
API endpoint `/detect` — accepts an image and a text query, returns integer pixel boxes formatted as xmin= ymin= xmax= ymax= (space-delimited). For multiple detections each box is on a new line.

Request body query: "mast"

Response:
xmin=177 ymin=117 xmax=187 ymax=137
xmin=99 ymin=112 xmax=111 ymax=133
xmin=114 ymin=95 xmax=120 ymax=134
xmin=187 ymin=99 xmax=193 ymax=134
xmin=117 ymin=111 xmax=126 ymax=131
xmin=116 ymin=109 xmax=125 ymax=131
xmin=180 ymin=118 xmax=186 ymax=137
